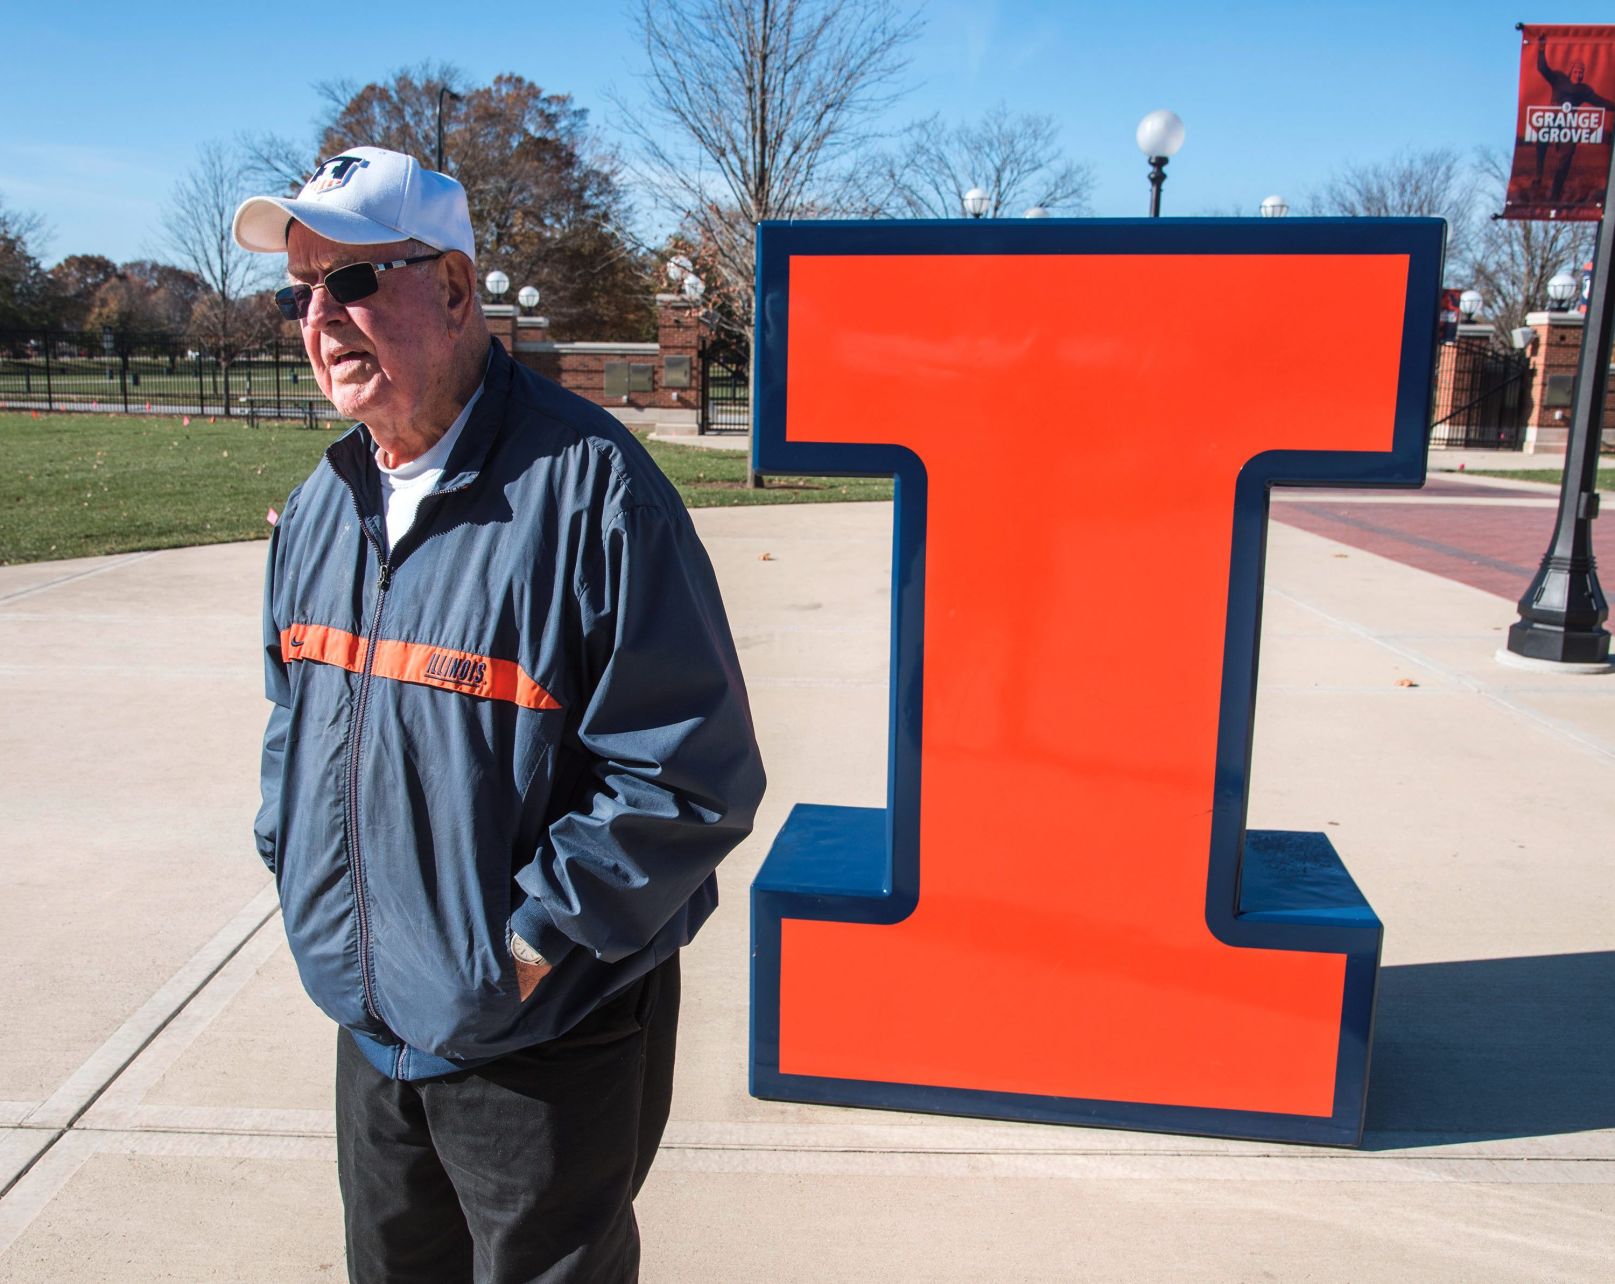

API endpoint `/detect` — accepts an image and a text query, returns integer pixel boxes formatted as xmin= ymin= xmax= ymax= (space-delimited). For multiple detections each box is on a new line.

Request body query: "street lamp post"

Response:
xmin=1136 ymin=110 xmax=1185 ymax=217
xmin=1459 ymin=289 xmax=1483 ymax=323
xmin=517 ymin=285 xmax=540 ymax=310
xmin=1259 ymin=194 xmax=1289 ymax=218
xmin=1504 ymin=144 xmax=1615 ymax=668
xmin=484 ymin=270 xmax=513 ymax=350
xmin=963 ymin=187 xmax=990 ymax=219
xmin=436 ymin=87 xmax=464 ymax=172
xmin=1547 ymin=271 xmax=1578 ymax=312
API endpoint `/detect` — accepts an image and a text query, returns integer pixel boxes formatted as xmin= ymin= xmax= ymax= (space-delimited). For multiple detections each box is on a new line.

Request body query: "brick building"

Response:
xmin=484 ymin=294 xmax=711 ymax=437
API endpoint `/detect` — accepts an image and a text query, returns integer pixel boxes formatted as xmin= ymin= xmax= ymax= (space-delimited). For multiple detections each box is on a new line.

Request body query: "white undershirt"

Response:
xmin=374 ymin=384 xmax=484 ymax=553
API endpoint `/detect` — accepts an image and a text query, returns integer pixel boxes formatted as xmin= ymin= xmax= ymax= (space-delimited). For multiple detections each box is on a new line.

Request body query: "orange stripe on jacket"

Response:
xmin=280 ymin=625 xmax=561 ymax=711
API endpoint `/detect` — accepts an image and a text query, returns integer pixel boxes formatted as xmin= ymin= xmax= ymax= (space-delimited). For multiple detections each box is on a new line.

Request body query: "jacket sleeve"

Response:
xmin=253 ymin=494 xmax=296 ymax=875
xmin=509 ymin=501 xmax=766 ymax=966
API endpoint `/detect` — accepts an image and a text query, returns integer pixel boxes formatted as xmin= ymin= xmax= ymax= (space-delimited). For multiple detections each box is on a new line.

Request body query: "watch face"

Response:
xmin=510 ymin=936 xmax=544 ymax=964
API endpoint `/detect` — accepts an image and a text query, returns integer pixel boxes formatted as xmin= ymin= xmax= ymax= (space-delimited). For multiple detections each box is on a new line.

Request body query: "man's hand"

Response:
xmin=510 ymin=930 xmax=553 ymax=1001
xmin=514 ymin=956 xmax=553 ymax=1002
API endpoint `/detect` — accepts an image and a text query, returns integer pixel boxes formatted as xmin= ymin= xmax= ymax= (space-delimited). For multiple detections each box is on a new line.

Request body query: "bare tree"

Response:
xmin=855 ymin=105 xmax=1094 ymax=219
xmin=621 ymin=0 xmax=922 ymax=336
xmin=160 ymin=140 xmax=277 ymax=365
xmin=1468 ymin=147 xmax=1597 ymax=342
xmin=1307 ymin=147 xmax=1478 ymax=280
xmin=239 ymin=132 xmax=316 ymax=197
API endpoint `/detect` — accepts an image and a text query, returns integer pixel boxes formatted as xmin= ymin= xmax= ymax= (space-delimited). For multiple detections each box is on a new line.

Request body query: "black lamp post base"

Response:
xmin=1507 ymin=551 xmax=1610 ymax=665
xmin=1505 ymin=617 xmax=1611 ymax=665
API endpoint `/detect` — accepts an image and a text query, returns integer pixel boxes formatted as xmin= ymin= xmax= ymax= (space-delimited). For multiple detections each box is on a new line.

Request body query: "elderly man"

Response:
xmin=234 ymin=146 xmax=765 ymax=1283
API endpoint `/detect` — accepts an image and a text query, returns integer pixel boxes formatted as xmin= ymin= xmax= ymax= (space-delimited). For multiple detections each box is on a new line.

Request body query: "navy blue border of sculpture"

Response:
xmin=748 ymin=218 xmax=1445 ymax=1147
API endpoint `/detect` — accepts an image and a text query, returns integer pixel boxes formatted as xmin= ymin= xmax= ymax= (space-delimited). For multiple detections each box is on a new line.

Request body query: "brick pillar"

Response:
xmin=653 ymin=293 xmax=707 ymax=435
xmin=484 ymin=303 xmax=518 ymax=354
xmin=1430 ymin=341 xmax=1463 ymax=424
xmin=1522 ymin=310 xmax=1584 ymax=453
xmin=1431 ymin=323 xmax=1495 ymax=434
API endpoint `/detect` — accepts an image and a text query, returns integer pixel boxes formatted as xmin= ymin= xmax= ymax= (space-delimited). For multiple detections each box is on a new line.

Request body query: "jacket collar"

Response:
xmin=326 ymin=338 xmax=513 ymax=512
xmin=437 ymin=339 xmax=514 ymax=494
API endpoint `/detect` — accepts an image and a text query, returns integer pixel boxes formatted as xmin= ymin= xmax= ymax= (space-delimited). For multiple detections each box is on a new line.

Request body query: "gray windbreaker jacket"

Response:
xmin=256 ymin=341 xmax=765 ymax=1080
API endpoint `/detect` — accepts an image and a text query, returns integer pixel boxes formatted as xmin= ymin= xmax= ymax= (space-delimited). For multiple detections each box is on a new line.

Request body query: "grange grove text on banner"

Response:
xmin=1505 ymin=24 xmax=1615 ymax=221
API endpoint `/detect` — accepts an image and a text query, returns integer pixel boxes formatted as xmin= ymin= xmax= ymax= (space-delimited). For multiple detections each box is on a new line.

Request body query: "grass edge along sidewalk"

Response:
xmin=1466 ymin=468 xmax=1615 ymax=488
xmin=0 ymin=412 xmax=893 ymax=565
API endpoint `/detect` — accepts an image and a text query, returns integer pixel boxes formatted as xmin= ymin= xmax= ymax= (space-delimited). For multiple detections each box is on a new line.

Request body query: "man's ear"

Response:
xmin=440 ymin=252 xmax=477 ymax=329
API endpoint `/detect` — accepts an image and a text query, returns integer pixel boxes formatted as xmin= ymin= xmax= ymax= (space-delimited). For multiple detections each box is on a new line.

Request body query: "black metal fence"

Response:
xmin=0 ymin=329 xmax=340 ymax=425
xmin=699 ymin=338 xmax=750 ymax=434
xmin=1430 ymin=337 xmax=1532 ymax=450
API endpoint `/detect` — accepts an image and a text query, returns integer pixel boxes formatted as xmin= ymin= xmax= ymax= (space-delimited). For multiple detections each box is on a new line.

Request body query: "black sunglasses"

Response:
xmin=275 ymin=252 xmax=445 ymax=321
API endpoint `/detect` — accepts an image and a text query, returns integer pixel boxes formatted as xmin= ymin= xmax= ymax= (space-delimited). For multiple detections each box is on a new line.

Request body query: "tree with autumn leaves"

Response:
xmin=251 ymin=67 xmax=657 ymax=342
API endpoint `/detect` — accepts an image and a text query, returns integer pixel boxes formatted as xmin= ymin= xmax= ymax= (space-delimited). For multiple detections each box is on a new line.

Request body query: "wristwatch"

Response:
xmin=510 ymin=932 xmax=549 ymax=967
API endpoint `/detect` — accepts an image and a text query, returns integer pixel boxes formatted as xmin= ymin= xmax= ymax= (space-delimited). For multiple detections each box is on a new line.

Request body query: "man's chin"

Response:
xmin=326 ymin=378 xmax=384 ymax=423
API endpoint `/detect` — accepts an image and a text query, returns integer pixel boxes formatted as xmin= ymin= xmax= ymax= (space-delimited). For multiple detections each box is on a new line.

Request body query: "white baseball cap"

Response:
xmin=233 ymin=146 xmax=475 ymax=259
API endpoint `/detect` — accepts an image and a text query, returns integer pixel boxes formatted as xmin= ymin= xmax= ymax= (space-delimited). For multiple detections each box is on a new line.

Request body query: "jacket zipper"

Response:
xmin=347 ymin=544 xmax=390 ymax=1023
xmin=331 ymin=458 xmax=471 ymax=1034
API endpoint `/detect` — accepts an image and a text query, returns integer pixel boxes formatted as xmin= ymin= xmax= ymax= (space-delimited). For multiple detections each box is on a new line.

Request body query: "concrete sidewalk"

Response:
xmin=648 ymin=430 xmax=749 ymax=450
xmin=1 ymin=498 xmax=1612 ymax=1282
xmin=1427 ymin=447 xmax=1562 ymax=472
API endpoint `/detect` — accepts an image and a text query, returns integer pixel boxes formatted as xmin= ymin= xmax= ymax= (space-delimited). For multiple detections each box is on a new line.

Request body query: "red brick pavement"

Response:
xmin=1393 ymin=480 xmax=1546 ymax=499
xmin=1271 ymin=486 xmax=1614 ymax=602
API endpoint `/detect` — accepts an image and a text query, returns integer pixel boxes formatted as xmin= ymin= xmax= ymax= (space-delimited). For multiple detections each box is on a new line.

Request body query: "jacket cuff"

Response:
xmin=508 ymin=899 xmax=579 ymax=969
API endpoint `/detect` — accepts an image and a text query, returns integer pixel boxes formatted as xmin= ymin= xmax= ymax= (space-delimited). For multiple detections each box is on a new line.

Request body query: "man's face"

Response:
xmin=286 ymin=223 xmax=456 ymax=430
xmin=1571 ymin=61 xmax=1586 ymax=85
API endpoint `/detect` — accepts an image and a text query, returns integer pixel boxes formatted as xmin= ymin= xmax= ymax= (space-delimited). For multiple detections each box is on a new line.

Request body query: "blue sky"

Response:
xmin=3 ymin=1 xmax=1610 ymax=265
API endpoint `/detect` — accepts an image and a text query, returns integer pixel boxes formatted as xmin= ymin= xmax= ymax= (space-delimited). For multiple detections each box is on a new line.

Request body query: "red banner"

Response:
xmin=1505 ymin=25 xmax=1615 ymax=220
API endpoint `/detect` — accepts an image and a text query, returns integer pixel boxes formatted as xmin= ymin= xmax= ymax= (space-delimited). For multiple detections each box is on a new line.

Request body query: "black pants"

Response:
xmin=336 ymin=954 xmax=680 ymax=1284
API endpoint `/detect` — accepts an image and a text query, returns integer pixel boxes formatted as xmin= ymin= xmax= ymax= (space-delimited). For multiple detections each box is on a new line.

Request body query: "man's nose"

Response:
xmin=304 ymin=283 xmax=350 ymax=332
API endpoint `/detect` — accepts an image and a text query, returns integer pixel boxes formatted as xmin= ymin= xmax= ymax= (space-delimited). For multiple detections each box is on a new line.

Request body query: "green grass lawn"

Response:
xmin=1465 ymin=468 xmax=1615 ymax=488
xmin=0 ymin=411 xmax=330 ymax=564
xmin=0 ymin=412 xmax=893 ymax=565
xmin=632 ymin=431 xmax=894 ymax=508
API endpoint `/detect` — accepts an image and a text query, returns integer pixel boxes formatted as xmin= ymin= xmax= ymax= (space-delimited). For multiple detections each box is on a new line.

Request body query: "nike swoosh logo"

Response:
xmin=290 ymin=638 xmax=304 ymax=647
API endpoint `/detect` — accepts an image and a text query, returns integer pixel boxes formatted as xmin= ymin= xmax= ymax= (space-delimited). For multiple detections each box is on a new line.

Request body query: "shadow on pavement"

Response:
xmin=1361 ymin=951 xmax=1615 ymax=1148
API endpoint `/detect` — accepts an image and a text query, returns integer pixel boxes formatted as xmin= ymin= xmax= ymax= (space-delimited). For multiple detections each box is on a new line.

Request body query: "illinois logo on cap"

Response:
xmin=232 ymin=145 xmax=476 ymax=257
xmin=308 ymin=155 xmax=368 ymax=196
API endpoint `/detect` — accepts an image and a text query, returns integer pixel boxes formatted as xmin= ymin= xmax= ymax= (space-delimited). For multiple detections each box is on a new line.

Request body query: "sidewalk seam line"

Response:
xmin=2 ymin=893 xmax=278 ymax=1208
xmin=19 ymin=887 xmax=279 ymax=1137
xmin=1271 ymin=588 xmax=1615 ymax=764
xmin=0 ymin=550 xmax=164 ymax=605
